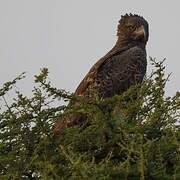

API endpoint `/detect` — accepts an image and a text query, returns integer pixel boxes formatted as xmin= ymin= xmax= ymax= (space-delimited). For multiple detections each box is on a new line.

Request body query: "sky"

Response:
xmin=0 ymin=1 xmax=179 ymax=98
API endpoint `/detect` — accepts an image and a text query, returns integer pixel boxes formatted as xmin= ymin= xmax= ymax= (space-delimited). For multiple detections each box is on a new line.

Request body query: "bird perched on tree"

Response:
xmin=54 ymin=13 xmax=149 ymax=130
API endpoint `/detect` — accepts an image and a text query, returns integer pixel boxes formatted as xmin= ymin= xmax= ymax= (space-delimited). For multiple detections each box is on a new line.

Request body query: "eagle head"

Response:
xmin=117 ymin=13 xmax=149 ymax=43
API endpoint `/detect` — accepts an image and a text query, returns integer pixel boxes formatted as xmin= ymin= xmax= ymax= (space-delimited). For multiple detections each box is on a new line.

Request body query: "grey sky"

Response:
xmin=0 ymin=1 xmax=179 ymax=98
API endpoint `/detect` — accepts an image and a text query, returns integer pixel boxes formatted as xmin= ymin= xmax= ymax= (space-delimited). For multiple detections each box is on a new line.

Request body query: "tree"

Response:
xmin=0 ymin=58 xmax=179 ymax=179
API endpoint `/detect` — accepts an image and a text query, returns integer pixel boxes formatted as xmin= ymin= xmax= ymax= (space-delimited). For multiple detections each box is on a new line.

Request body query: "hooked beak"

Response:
xmin=134 ymin=25 xmax=146 ymax=42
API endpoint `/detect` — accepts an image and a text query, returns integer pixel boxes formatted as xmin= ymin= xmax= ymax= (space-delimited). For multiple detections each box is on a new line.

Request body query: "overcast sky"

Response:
xmin=0 ymin=1 xmax=179 ymax=98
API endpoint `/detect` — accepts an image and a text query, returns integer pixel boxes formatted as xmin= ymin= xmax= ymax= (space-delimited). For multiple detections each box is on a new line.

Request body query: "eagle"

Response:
xmin=54 ymin=14 xmax=149 ymax=130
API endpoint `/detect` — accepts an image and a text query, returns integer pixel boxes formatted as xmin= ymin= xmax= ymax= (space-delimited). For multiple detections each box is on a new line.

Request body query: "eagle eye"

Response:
xmin=128 ymin=25 xmax=136 ymax=31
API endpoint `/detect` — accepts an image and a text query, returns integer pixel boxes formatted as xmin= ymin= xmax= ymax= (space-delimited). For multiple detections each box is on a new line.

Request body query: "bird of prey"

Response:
xmin=54 ymin=13 xmax=149 ymax=130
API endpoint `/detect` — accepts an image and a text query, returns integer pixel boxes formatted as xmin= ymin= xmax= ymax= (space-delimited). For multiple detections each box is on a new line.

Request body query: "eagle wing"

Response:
xmin=75 ymin=46 xmax=146 ymax=98
xmin=75 ymin=46 xmax=129 ymax=96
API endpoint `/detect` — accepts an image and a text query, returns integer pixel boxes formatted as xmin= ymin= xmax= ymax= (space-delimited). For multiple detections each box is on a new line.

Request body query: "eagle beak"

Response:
xmin=134 ymin=25 xmax=146 ymax=41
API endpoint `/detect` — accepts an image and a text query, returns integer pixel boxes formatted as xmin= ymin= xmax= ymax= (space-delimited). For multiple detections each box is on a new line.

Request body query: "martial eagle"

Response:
xmin=54 ymin=13 xmax=149 ymax=130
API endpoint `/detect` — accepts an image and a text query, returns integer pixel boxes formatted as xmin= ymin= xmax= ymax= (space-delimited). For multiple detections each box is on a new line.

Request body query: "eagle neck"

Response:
xmin=115 ymin=39 xmax=146 ymax=51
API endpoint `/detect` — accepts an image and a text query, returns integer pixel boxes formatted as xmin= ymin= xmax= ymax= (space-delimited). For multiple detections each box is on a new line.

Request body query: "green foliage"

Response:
xmin=0 ymin=58 xmax=179 ymax=179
